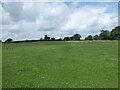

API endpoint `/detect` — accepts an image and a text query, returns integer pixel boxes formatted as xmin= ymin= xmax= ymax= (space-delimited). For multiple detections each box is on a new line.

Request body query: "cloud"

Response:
xmin=60 ymin=5 xmax=117 ymax=36
xmin=3 ymin=2 xmax=23 ymax=21
xmin=1 ymin=2 xmax=118 ymax=41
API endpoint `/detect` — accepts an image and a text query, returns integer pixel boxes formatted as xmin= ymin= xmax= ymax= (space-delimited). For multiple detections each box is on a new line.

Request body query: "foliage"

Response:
xmin=5 ymin=38 xmax=13 ymax=42
xmin=63 ymin=34 xmax=81 ymax=41
xmin=57 ymin=38 xmax=62 ymax=41
xmin=72 ymin=34 xmax=81 ymax=40
xmin=93 ymin=35 xmax=100 ymax=40
xmin=85 ymin=26 xmax=120 ymax=40
xmin=44 ymin=35 xmax=50 ymax=41
xmin=99 ymin=30 xmax=110 ymax=40
xmin=85 ymin=35 xmax=93 ymax=40
xmin=4 ymin=26 xmax=120 ymax=42
xmin=64 ymin=37 xmax=70 ymax=41
xmin=110 ymin=26 xmax=120 ymax=40
xmin=51 ymin=37 xmax=56 ymax=41
xmin=40 ymin=38 xmax=43 ymax=40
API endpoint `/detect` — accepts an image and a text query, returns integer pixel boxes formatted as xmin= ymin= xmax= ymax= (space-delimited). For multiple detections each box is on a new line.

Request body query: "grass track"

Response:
xmin=2 ymin=41 xmax=118 ymax=88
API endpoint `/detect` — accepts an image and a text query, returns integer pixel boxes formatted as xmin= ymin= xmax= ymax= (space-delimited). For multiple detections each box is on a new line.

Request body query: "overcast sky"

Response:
xmin=0 ymin=2 xmax=118 ymax=41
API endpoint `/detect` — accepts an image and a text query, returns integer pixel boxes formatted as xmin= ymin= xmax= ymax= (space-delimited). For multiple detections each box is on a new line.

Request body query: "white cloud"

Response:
xmin=1 ymin=2 xmax=118 ymax=41
xmin=61 ymin=5 xmax=117 ymax=36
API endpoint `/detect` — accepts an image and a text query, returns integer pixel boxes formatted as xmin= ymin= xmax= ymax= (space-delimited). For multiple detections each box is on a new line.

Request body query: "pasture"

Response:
xmin=2 ymin=40 xmax=118 ymax=88
xmin=0 ymin=43 xmax=2 ymax=89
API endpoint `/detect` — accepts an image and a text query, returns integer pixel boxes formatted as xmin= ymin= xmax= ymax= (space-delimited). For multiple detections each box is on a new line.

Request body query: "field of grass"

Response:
xmin=0 ymin=43 xmax=2 ymax=89
xmin=2 ymin=40 xmax=118 ymax=88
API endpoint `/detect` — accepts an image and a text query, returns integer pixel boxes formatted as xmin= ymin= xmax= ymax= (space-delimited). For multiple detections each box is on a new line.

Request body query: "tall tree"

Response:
xmin=85 ymin=35 xmax=93 ymax=40
xmin=93 ymin=35 xmax=100 ymax=40
xmin=64 ymin=37 xmax=70 ymax=41
xmin=51 ymin=37 xmax=55 ymax=41
xmin=5 ymin=38 xmax=13 ymax=42
xmin=99 ymin=30 xmax=110 ymax=40
xmin=110 ymin=26 xmax=120 ymax=40
xmin=44 ymin=35 xmax=50 ymax=41
xmin=73 ymin=34 xmax=81 ymax=40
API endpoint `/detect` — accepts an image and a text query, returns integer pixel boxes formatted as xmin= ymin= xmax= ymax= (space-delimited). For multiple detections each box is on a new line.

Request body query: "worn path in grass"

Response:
xmin=2 ymin=41 xmax=118 ymax=88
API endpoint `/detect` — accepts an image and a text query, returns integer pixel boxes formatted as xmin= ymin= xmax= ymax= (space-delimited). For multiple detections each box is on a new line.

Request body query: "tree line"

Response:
xmin=4 ymin=34 xmax=82 ymax=43
xmin=2 ymin=26 xmax=120 ymax=43
xmin=85 ymin=26 xmax=120 ymax=40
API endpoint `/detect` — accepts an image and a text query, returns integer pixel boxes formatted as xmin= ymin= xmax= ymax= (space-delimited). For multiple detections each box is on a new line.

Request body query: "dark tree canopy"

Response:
xmin=5 ymin=38 xmax=13 ymax=42
xmin=64 ymin=37 xmax=70 ymax=41
xmin=40 ymin=38 xmax=43 ymax=40
xmin=110 ymin=26 xmax=120 ymax=40
xmin=44 ymin=35 xmax=50 ymax=41
xmin=70 ymin=37 xmax=73 ymax=40
xmin=85 ymin=26 xmax=120 ymax=40
xmin=85 ymin=35 xmax=93 ymax=40
xmin=99 ymin=30 xmax=110 ymax=40
xmin=63 ymin=34 xmax=81 ymax=41
xmin=93 ymin=35 xmax=100 ymax=40
xmin=51 ymin=37 xmax=55 ymax=41
xmin=57 ymin=38 xmax=62 ymax=41
xmin=73 ymin=34 xmax=81 ymax=40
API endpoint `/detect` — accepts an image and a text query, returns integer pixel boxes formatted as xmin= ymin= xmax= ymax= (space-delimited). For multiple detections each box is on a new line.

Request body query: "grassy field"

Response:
xmin=2 ymin=40 xmax=118 ymax=88
xmin=0 ymin=43 xmax=2 ymax=89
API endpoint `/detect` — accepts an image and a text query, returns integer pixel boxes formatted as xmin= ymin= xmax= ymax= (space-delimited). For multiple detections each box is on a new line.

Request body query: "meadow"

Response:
xmin=2 ymin=40 xmax=118 ymax=88
xmin=0 ymin=43 xmax=2 ymax=89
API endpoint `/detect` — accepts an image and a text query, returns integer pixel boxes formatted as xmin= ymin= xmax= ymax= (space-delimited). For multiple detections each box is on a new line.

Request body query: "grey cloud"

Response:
xmin=3 ymin=2 xmax=23 ymax=21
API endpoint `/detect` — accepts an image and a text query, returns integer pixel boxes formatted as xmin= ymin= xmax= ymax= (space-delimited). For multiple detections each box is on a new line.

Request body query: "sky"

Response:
xmin=0 ymin=2 xmax=118 ymax=41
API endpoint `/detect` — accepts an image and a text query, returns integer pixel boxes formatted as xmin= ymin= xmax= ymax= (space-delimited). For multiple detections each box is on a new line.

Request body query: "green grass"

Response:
xmin=0 ymin=43 xmax=2 ymax=89
xmin=2 ymin=40 xmax=118 ymax=88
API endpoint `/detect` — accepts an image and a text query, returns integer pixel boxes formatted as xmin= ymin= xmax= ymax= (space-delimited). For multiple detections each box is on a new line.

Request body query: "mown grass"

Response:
xmin=2 ymin=40 xmax=118 ymax=88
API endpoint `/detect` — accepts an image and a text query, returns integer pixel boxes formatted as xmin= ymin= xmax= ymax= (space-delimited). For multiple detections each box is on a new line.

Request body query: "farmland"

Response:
xmin=2 ymin=40 xmax=118 ymax=88
xmin=0 ymin=43 xmax=2 ymax=89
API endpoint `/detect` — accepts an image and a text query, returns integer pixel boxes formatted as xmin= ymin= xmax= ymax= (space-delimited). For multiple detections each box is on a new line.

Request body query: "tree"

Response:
xmin=57 ymin=38 xmax=62 ymax=41
xmin=110 ymin=26 xmax=120 ymax=40
xmin=70 ymin=37 xmax=73 ymax=40
xmin=73 ymin=34 xmax=81 ymax=40
xmin=93 ymin=35 xmax=100 ymax=40
xmin=5 ymin=38 xmax=13 ymax=42
xmin=40 ymin=38 xmax=43 ymax=41
xmin=99 ymin=30 xmax=110 ymax=40
xmin=44 ymin=35 xmax=50 ymax=41
xmin=85 ymin=35 xmax=93 ymax=40
xmin=51 ymin=37 xmax=55 ymax=41
xmin=64 ymin=37 xmax=70 ymax=41
xmin=44 ymin=35 xmax=47 ymax=40
xmin=47 ymin=37 xmax=50 ymax=41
